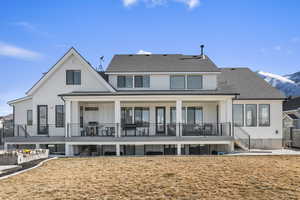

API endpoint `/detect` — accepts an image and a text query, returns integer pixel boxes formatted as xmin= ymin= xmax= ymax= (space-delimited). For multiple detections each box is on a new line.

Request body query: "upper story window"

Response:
xmin=187 ymin=75 xmax=203 ymax=89
xmin=117 ymin=76 xmax=133 ymax=88
xmin=66 ymin=70 xmax=81 ymax=85
xmin=170 ymin=75 xmax=185 ymax=89
xmin=134 ymin=75 xmax=150 ymax=88
xmin=170 ymin=75 xmax=203 ymax=89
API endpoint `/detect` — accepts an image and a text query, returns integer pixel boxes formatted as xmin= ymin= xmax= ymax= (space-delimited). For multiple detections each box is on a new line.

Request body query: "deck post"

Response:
xmin=65 ymin=144 xmax=74 ymax=156
xmin=4 ymin=143 xmax=8 ymax=151
xmin=176 ymin=100 xmax=182 ymax=137
xmin=177 ymin=144 xmax=181 ymax=155
xmin=36 ymin=144 xmax=41 ymax=149
xmin=65 ymin=100 xmax=71 ymax=137
xmin=114 ymin=100 xmax=121 ymax=137
xmin=116 ymin=144 xmax=120 ymax=156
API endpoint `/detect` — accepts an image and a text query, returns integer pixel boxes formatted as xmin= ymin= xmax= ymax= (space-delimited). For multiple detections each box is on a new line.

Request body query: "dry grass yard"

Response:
xmin=0 ymin=156 xmax=300 ymax=200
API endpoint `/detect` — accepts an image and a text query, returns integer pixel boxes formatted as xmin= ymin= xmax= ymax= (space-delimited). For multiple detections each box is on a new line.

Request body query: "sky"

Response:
xmin=0 ymin=0 xmax=300 ymax=115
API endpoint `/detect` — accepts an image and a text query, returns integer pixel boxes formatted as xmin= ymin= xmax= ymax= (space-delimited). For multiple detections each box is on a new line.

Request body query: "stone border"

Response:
xmin=0 ymin=157 xmax=57 ymax=180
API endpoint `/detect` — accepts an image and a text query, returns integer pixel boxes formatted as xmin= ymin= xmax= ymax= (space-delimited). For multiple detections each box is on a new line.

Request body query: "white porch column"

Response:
xmin=4 ymin=143 xmax=8 ymax=151
xmin=116 ymin=144 xmax=120 ymax=156
xmin=176 ymin=100 xmax=182 ymax=137
xmin=219 ymin=100 xmax=227 ymax=123
xmin=65 ymin=100 xmax=71 ymax=137
xmin=71 ymin=101 xmax=80 ymax=136
xmin=226 ymin=98 xmax=233 ymax=124
xmin=114 ymin=100 xmax=121 ymax=137
xmin=65 ymin=144 xmax=74 ymax=156
xmin=177 ymin=144 xmax=181 ymax=155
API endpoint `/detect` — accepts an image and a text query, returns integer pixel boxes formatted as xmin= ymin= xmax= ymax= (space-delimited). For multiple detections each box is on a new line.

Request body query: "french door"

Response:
xmin=156 ymin=107 xmax=165 ymax=134
xmin=37 ymin=105 xmax=48 ymax=135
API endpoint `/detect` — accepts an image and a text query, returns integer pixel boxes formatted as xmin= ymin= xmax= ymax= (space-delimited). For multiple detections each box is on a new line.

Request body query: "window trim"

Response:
xmin=55 ymin=105 xmax=65 ymax=128
xmin=66 ymin=70 xmax=81 ymax=85
xmin=245 ymin=104 xmax=257 ymax=127
xmin=27 ymin=110 xmax=33 ymax=126
xmin=233 ymin=104 xmax=244 ymax=127
xmin=259 ymin=104 xmax=270 ymax=127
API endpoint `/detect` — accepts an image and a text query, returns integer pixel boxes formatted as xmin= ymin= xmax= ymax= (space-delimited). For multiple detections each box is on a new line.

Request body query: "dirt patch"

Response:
xmin=0 ymin=156 xmax=299 ymax=200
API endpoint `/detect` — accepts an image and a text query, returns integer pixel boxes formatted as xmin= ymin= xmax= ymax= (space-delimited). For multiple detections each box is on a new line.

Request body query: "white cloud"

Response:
xmin=0 ymin=42 xmax=42 ymax=60
xmin=274 ymin=45 xmax=281 ymax=51
xmin=123 ymin=0 xmax=138 ymax=7
xmin=137 ymin=49 xmax=152 ymax=54
xmin=122 ymin=0 xmax=200 ymax=9
xmin=176 ymin=0 xmax=200 ymax=9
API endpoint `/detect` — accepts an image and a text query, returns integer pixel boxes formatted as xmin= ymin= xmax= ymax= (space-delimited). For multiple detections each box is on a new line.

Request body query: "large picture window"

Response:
xmin=170 ymin=75 xmax=185 ymax=89
xmin=259 ymin=104 xmax=270 ymax=126
xmin=117 ymin=76 xmax=133 ymax=88
xmin=246 ymin=104 xmax=257 ymax=127
xmin=66 ymin=70 xmax=81 ymax=85
xmin=134 ymin=75 xmax=150 ymax=88
xmin=27 ymin=110 xmax=33 ymax=126
xmin=55 ymin=105 xmax=64 ymax=128
xmin=233 ymin=104 xmax=244 ymax=127
xmin=187 ymin=75 xmax=203 ymax=89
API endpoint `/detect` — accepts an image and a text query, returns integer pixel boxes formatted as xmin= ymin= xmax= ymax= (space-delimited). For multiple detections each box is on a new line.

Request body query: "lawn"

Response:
xmin=0 ymin=156 xmax=300 ymax=200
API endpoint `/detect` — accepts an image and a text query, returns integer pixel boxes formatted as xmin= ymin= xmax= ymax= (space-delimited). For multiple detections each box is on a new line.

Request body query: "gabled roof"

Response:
xmin=219 ymin=68 xmax=286 ymax=100
xmin=106 ymin=54 xmax=220 ymax=73
xmin=26 ymin=47 xmax=115 ymax=95
xmin=283 ymin=96 xmax=300 ymax=111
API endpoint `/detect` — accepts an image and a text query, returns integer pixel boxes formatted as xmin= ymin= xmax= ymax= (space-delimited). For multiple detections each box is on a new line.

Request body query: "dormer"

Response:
xmin=105 ymin=52 xmax=220 ymax=91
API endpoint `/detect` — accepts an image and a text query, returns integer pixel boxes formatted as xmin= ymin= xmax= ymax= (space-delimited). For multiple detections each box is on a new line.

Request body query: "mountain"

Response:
xmin=257 ymin=71 xmax=300 ymax=97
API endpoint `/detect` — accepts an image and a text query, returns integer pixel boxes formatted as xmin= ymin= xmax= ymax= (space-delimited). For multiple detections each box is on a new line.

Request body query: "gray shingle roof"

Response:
xmin=219 ymin=68 xmax=286 ymax=99
xmin=106 ymin=54 xmax=220 ymax=73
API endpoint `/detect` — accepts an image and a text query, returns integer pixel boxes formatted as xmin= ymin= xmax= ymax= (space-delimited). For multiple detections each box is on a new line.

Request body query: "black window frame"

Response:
xmin=233 ymin=104 xmax=244 ymax=127
xmin=245 ymin=104 xmax=257 ymax=127
xmin=134 ymin=75 xmax=150 ymax=88
xmin=117 ymin=75 xmax=133 ymax=88
xmin=134 ymin=107 xmax=150 ymax=125
xmin=27 ymin=110 xmax=33 ymax=126
xmin=55 ymin=105 xmax=65 ymax=128
xmin=66 ymin=70 xmax=81 ymax=85
xmin=187 ymin=75 xmax=203 ymax=89
xmin=259 ymin=104 xmax=270 ymax=127
xmin=37 ymin=105 xmax=48 ymax=135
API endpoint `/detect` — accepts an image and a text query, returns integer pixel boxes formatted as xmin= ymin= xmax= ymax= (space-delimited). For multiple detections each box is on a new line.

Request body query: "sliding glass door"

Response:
xmin=156 ymin=107 xmax=165 ymax=134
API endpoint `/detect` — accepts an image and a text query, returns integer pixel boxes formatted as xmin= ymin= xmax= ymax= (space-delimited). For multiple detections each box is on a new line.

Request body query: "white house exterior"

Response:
xmin=4 ymin=48 xmax=285 ymax=156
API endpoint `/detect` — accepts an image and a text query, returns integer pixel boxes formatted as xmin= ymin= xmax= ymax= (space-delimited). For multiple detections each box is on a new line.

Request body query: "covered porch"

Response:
xmin=64 ymin=95 xmax=233 ymax=138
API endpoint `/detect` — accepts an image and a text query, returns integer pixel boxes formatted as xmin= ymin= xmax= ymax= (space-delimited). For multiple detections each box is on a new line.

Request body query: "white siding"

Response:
xmin=233 ymin=100 xmax=283 ymax=139
xmin=14 ymin=98 xmax=32 ymax=125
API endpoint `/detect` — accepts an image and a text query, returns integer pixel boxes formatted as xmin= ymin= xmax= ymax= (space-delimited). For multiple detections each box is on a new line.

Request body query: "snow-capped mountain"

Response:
xmin=257 ymin=71 xmax=300 ymax=97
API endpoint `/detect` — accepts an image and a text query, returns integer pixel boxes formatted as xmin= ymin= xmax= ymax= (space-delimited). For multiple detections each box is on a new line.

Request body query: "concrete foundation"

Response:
xmin=250 ymin=139 xmax=282 ymax=149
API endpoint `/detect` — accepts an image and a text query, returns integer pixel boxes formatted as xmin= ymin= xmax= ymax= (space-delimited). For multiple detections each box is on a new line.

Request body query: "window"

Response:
xmin=27 ymin=110 xmax=33 ymax=126
xmin=117 ymin=76 xmax=133 ymax=88
xmin=80 ymin=106 xmax=84 ymax=128
xmin=37 ymin=105 xmax=48 ymax=135
xmin=187 ymin=107 xmax=203 ymax=124
xmin=66 ymin=70 xmax=81 ymax=85
xmin=170 ymin=75 xmax=185 ymax=89
xmin=246 ymin=104 xmax=257 ymax=127
xmin=55 ymin=105 xmax=64 ymax=128
xmin=259 ymin=104 xmax=270 ymax=126
xmin=233 ymin=104 xmax=244 ymax=127
xmin=170 ymin=107 xmax=188 ymax=123
xmin=121 ymin=107 xmax=133 ymax=124
xmin=134 ymin=107 xmax=150 ymax=124
xmin=134 ymin=75 xmax=150 ymax=88
xmin=187 ymin=75 xmax=203 ymax=89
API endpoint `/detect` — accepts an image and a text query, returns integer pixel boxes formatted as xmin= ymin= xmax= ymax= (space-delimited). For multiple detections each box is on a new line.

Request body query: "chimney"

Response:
xmin=200 ymin=45 xmax=205 ymax=59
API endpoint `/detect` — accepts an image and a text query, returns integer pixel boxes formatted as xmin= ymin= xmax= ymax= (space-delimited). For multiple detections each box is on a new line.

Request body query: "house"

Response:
xmin=283 ymin=96 xmax=300 ymax=129
xmin=4 ymin=47 xmax=285 ymax=156
xmin=0 ymin=114 xmax=13 ymax=145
